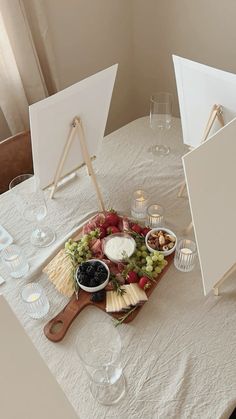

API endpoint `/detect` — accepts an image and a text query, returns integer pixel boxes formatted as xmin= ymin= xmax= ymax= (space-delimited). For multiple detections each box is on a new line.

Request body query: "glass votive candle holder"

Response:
xmin=21 ymin=283 xmax=50 ymax=319
xmin=174 ymin=239 xmax=197 ymax=272
xmin=131 ymin=189 xmax=149 ymax=220
xmin=146 ymin=204 xmax=164 ymax=228
xmin=1 ymin=244 xmax=29 ymax=278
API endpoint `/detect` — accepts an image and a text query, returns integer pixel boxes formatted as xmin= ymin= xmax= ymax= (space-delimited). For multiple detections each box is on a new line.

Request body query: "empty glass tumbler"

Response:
xmin=76 ymin=321 xmax=126 ymax=405
xmin=149 ymin=92 xmax=173 ymax=156
xmin=1 ymin=244 xmax=29 ymax=278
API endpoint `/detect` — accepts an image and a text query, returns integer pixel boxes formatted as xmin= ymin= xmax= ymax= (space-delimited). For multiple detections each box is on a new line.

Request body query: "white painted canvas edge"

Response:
xmin=173 ymin=55 xmax=236 ymax=148
xmin=182 ymin=117 xmax=236 ymax=294
xmin=29 ymin=64 xmax=118 ymax=189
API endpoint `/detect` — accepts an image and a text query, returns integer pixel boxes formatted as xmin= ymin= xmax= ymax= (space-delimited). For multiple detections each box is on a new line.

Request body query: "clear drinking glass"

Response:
xmin=131 ymin=189 xmax=149 ymax=220
xmin=146 ymin=204 xmax=164 ymax=228
xmin=149 ymin=92 xmax=173 ymax=156
xmin=1 ymin=244 xmax=29 ymax=278
xmin=9 ymin=174 xmax=55 ymax=247
xmin=76 ymin=321 xmax=126 ymax=405
xmin=21 ymin=283 xmax=50 ymax=319
xmin=174 ymin=239 xmax=197 ymax=272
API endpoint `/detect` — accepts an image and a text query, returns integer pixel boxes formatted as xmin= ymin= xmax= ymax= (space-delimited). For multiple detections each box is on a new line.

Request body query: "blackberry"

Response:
xmin=96 ymin=271 xmax=107 ymax=283
xmin=92 ymin=261 xmax=101 ymax=270
xmin=78 ymin=262 xmax=89 ymax=273
xmin=77 ymin=272 xmax=86 ymax=284
xmin=86 ymin=265 xmax=95 ymax=278
xmin=90 ymin=290 xmax=106 ymax=303
xmin=89 ymin=278 xmax=97 ymax=287
xmin=97 ymin=265 xmax=107 ymax=274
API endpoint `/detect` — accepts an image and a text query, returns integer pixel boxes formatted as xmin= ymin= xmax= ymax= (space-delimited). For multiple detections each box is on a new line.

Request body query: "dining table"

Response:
xmin=0 ymin=116 xmax=235 ymax=419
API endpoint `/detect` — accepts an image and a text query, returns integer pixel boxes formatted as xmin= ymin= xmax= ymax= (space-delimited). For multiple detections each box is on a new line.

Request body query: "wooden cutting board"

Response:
xmin=44 ymin=253 xmax=174 ymax=342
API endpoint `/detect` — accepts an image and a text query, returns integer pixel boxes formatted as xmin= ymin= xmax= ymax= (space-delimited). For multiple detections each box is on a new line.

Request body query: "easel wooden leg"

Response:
xmin=202 ymin=104 xmax=224 ymax=143
xmin=213 ymin=264 xmax=236 ymax=296
xmin=178 ymin=181 xmax=186 ymax=198
xmin=76 ymin=118 xmax=105 ymax=212
xmin=50 ymin=121 xmax=78 ymax=199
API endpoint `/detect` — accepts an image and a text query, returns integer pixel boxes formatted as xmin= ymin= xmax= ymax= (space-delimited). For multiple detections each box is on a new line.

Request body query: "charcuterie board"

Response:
xmin=43 ymin=212 xmax=175 ymax=342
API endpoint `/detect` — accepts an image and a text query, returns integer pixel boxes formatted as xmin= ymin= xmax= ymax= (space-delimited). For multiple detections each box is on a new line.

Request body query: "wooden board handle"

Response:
xmin=44 ymin=295 xmax=89 ymax=342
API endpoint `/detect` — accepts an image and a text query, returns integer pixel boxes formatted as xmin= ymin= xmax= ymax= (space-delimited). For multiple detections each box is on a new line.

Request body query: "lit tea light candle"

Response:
xmin=131 ymin=189 xmax=149 ymax=219
xmin=146 ymin=204 xmax=164 ymax=228
xmin=27 ymin=293 xmax=40 ymax=303
xmin=181 ymin=248 xmax=193 ymax=257
xmin=174 ymin=239 xmax=196 ymax=273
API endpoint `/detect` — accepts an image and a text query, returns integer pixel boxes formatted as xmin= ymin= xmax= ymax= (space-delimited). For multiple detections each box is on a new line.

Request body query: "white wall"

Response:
xmin=3 ymin=0 xmax=236 ymax=139
xmin=132 ymin=0 xmax=236 ymax=118
xmin=25 ymin=0 xmax=135 ymax=134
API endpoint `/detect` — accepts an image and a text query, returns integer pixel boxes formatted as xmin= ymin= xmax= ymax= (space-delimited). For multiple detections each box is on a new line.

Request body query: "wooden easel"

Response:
xmin=213 ymin=263 xmax=236 ymax=296
xmin=50 ymin=117 xmax=105 ymax=212
xmin=178 ymin=104 xmax=225 ymax=198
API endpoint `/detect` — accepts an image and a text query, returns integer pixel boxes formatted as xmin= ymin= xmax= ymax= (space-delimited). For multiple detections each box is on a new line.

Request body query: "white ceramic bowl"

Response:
xmin=75 ymin=259 xmax=110 ymax=293
xmin=102 ymin=232 xmax=136 ymax=263
xmin=145 ymin=227 xmax=177 ymax=256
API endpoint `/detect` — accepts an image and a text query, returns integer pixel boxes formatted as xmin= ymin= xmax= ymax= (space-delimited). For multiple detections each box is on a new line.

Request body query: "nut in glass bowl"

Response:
xmin=145 ymin=227 xmax=177 ymax=256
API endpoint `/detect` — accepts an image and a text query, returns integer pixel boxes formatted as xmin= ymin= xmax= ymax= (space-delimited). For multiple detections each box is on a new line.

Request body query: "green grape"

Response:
xmin=141 ymin=245 xmax=147 ymax=251
xmin=136 ymin=250 xmax=142 ymax=258
xmin=147 ymin=259 xmax=153 ymax=266
xmin=90 ymin=230 xmax=97 ymax=237
xmin=84 ymin=245 xmax=89 ymax=251
xmin=146 ymin=265 xmax=153 ymax=272
xmin=65 ymin=242 xmax=70 ymax=250
xmin=155 ymin=266 xmax=162 ymax=273
xmin=153 ymin=272 xmax=158 ymax=278
xmin=157 ymin=254 xmax=164 ymax=261
xmin=87 ymin=251 xmax=92 ymax=258
xmin=142 ymin=251 xmax=148 ymax=257
xmin=77 ymin=257 xmax=83 ymax=263
xmin=151 ymin=255 xmax=158 ymax=261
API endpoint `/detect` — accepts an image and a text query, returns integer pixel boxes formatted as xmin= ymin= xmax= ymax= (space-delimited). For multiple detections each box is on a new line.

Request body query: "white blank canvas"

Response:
xmin=30 ymin=64 xmax=118 ymax=189
xmin=182 ymin=117 xmax=236 ymax=294
xmin=173 ymin=55 xmax=236 ymax=148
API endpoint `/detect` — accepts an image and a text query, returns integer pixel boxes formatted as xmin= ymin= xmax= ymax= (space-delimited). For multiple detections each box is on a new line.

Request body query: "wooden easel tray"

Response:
xmin=44 ymin=214 xmax=174 ymax=342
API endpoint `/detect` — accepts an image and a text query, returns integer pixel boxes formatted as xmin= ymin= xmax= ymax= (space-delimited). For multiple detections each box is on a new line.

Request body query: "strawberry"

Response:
xmin=131 ymin=223 xmax=142 ymax=234
xmin=141 ymin=227 xmax=151 ymax=237
xmin=126 ymin=271 xmax=138 ymax=283
xmin=138 ymin=276 xmax=151 ymax=290
xmin=107 ymin=226 xmax=120 ymax=235
xmin=105 ymin=210 xmax=120 ymax=226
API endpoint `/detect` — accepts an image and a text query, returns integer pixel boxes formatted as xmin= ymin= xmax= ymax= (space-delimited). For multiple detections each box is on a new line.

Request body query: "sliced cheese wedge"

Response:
xmin=124 ymin=285 xmax=139 ymax=306
xmin=129 ymin=283 xmax=148 ymax=302
xmin=106 ymin=290 xmax=129 ymax=312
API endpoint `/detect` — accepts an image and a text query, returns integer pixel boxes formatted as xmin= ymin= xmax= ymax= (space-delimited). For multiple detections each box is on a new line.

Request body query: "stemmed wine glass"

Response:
xmin=76 ymin=321 xmax=126 ymax=405
xmin=9 ymin=174 xmax=55 ymax=247
xmin=149 ymin=92 xmax=173 ymax=156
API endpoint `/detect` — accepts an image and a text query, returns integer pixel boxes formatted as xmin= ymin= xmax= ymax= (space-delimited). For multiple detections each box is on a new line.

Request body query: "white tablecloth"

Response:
xmin=0 ymin=117 xmax=235 ymax=419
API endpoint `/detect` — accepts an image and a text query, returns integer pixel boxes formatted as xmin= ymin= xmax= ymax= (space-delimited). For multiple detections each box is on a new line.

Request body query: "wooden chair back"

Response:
xmin=0 ymin=131 xmax=33 ymax=194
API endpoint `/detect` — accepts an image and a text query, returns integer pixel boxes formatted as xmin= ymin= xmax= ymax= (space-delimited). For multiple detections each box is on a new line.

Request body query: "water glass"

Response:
xmin=21 ymin=283 xmax=50 ymax=319
xmin=76 ymin=321 xmax=126 ymax=405
xmin=1 ymin=244 xmax=29 ymax=278
xmin=174 ymin=239 xmax=197 ymax=272
xmin=146 ymin=204 xmax=164 ymax=227
xmin=131 ymin=189 xmax=149 ymax=220
xmin=149 ymin=92 xmax=173 ymax=156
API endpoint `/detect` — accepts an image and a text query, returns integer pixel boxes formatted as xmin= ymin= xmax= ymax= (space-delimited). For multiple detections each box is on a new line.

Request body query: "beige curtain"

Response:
xmin=0 ymin=0 xmax=58 ymax=135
